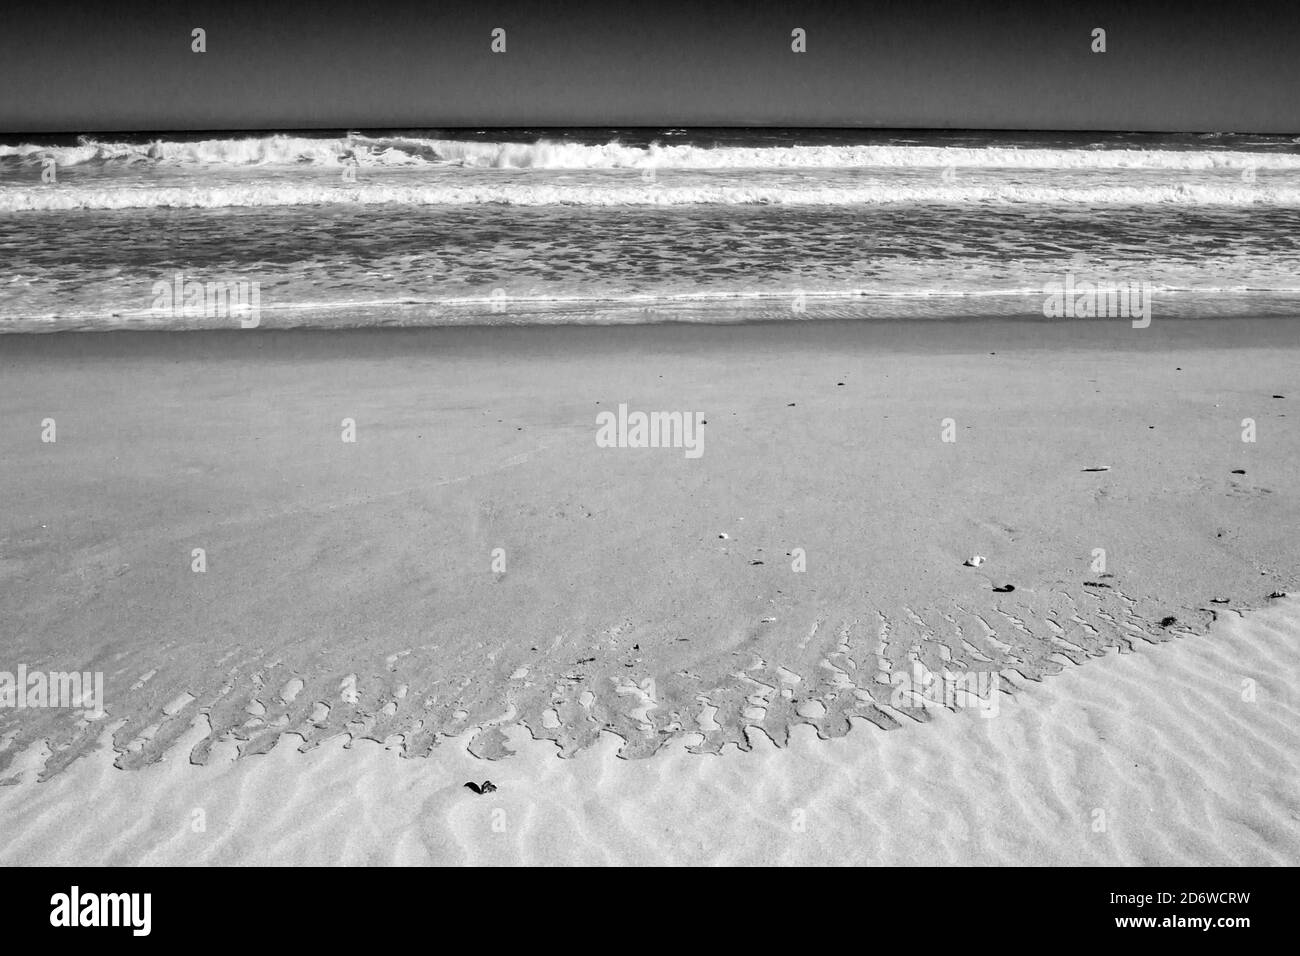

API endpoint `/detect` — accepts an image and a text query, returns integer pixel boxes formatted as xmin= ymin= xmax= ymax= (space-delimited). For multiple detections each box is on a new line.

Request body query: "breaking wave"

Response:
xmin=6 ymin=181 xmax=1300 ymax=211
xmin=4 ymin=133 xmax=1300 ymax=171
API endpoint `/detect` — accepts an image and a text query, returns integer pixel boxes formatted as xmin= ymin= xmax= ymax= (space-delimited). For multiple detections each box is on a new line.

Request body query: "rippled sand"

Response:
xmin=2 ymin=596 xmax=1296 ymax=866
xmin=1 ymin=317 xmax=1297 ymax=864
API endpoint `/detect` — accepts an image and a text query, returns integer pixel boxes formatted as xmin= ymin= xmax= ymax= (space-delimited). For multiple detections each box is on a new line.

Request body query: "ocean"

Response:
xmin=2 ymin=128 xmax=1299 ymax=332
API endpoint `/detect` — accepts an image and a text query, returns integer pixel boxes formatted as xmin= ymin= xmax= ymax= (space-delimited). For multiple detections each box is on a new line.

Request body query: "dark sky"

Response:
xmin=3 ymin=0 xmax=1297 ymax=133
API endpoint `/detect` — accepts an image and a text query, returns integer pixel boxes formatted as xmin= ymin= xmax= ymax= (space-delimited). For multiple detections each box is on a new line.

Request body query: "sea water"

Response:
xmin=1 ymin=128 xmax=1298 ymax=332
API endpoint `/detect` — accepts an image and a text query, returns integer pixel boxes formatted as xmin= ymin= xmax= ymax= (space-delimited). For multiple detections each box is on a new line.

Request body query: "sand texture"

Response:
xmin=1 ymin=595 xmax=1296 ymax=866
xmin=0 ymin=319 xmax=1296 ymax=787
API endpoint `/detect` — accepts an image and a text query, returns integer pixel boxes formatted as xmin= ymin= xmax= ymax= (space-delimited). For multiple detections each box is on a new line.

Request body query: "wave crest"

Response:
xmin=4 ymin=134 xmax=1300 ymax=171
xmin=5 ymin=180 xmax=1300 ymax=211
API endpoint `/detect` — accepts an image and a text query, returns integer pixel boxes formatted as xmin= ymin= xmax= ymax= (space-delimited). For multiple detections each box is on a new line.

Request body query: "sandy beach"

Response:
xmin=2 ymin=592 xmax=1297 ymax=866
xmin=1 ymin=316 xmax=1297 ymax=864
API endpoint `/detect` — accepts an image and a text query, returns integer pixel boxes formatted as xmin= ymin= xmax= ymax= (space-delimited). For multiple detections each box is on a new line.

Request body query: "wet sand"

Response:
xmin=0 ymin=317 xmax=1296 ymax=812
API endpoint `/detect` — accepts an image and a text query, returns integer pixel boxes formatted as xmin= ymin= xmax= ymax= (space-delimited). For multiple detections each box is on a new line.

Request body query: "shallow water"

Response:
xmin=2 ymin=129 xmax=1298 ymax=331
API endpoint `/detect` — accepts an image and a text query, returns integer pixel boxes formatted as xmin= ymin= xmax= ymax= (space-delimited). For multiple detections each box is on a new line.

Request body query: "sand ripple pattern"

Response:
xmin=1 ymin=599 xmax=1295 ymax=865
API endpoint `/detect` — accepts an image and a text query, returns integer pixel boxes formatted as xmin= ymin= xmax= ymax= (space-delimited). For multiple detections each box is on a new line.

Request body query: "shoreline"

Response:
xmin=4 ymin=310 xmax=1300 ymax=347
xmin=6 ymin=291 xmax=1300 ymax=334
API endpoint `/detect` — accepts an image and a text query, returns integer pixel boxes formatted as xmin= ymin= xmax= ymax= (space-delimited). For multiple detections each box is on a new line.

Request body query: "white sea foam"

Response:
xmin=4 ymin=134 xmax=1300 ymax=171
xmin=5 ymin=180 xmax=1299 ymax=211
xmin=422 ymin=139 xmax=1300 ymax=172
xmin=7 ymin=285 xmax=1298 ymax=335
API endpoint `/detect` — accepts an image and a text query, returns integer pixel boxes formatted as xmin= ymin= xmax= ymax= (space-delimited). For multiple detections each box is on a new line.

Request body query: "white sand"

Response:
xmin=2 ymin=320 xmax=1297 ymax=864
xmin=3 ymin=320 xmax=1297 ymax=776
xmin=3 ymin=596 xmax=1295 ymax=866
